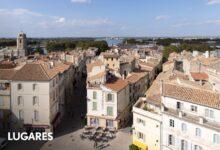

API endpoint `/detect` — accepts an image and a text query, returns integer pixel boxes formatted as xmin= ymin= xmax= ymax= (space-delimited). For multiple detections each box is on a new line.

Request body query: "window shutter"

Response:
xmin=205 ymin=109 xmax=209 ymax=117
xmin=172 ymin=136 xmax=175 ymax=146
xmin=105 ymin=93 xmax=107 ymax=101
xmin=33 ymin=97 xmax=35 ymax=105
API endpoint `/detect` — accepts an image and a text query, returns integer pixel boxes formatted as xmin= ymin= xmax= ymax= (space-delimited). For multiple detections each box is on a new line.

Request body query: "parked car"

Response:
xmin=0 ymin=137 xmax=7 ymax=150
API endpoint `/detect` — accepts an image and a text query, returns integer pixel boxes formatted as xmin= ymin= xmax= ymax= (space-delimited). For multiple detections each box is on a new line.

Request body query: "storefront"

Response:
xmin=90 ymin=118 xmax=99 ymax=127
xmin=24 ymin=124 xmax=49 ymax=133
xmin=106 ymin=119 xmax=113 ymax=128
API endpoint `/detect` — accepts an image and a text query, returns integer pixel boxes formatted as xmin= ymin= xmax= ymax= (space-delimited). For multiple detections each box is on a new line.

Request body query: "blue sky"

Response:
xmin=1 ymin=0 xmax=220 ymax=37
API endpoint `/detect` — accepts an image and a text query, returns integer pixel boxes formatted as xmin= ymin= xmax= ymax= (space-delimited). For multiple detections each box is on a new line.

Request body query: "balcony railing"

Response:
xmin=163 ymin=107 xmax=220 ymax=132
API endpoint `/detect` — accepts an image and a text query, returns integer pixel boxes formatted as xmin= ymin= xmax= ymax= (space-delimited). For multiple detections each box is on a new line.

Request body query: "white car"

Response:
xmin=0 ymin=137 xmax=7 ymax=150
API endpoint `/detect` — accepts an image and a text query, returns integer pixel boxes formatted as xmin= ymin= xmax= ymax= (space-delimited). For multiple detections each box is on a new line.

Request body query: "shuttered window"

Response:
xmin=107 ymin=107 xmax=113 ymax=116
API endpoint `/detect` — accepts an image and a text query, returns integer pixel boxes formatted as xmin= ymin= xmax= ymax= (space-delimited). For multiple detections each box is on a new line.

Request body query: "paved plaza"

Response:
xmin=5 ymin=113 xmax=132 ymax=150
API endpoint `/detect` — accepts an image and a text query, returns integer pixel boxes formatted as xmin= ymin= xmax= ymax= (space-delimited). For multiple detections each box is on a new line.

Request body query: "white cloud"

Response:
xmin=55 ymin=17 xmax=66 ymax=23
xmin=204 ymin=19 xmax=220 ymax=24
xmin=69 ymin=18 xmax=111 ymax=27
xmin=207 ymin=0 xmax=220 ymax=5
xmin=70 ymin=0 xmax=91 ymax=3
xmin=0 ymin=8 xmax=43 ymax=17
xmin=171 ymin=19 xmax=220 ymax=27
xmin=0 ymin=8 xmax=127 ymax=37
xmin=155 ymin=15 xmax=170 ymax=21
xmin=0 ymin=8 xmax=112 ymax=28
xmin=171 ymin=22 xmax=192 ymax=28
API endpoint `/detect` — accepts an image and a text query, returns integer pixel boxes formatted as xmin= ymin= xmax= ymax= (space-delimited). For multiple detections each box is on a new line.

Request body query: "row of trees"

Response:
xmin=157 ymin=38 xmax=220 ymax=46
xmin=0 ymin=39 xmax=41 ymax=48
xmin=123 ymin=38 xmax=220 ymax=46
xmin=0 ymin=39 xmax=16 ymax=47
xmin=45 ymin=40 xmax=109 ymax=54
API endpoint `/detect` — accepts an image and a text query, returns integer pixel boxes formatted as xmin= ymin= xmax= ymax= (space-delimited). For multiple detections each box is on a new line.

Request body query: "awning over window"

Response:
xmin=133 ymin=140 xmax=148 ymax=150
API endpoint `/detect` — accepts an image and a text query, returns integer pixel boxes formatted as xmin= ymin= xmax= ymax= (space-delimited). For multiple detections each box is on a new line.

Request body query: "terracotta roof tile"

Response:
xmin=138 ymin=60 xmax=155 ymax=68
xmin=88 ymin=71 xmax=106 ymax=81
xmin=0 ymin=69 xmax=17 ymax=80
xmin=104 ymin=78 xmax=128 ymax=92
xmin=12 ymin=61 xmax=70 ymax=81
xmin=191 ymin=72 xmax=208 ymax=80
xmin=126 ymin=72 xmax=147 ymax=84
xmin=87 ymin=60 xmax=104 ymax=73
xmin=162 ymin=83 xmax=220 ymax=109
xmin=12 ymin=63 xmax=50 ymax=81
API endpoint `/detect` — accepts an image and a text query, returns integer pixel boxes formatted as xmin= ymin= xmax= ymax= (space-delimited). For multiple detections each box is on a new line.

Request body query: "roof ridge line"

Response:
xmin=39 ymin=63 xmax=51 ymax=80
xmin=164 ymin=82 xmax=220 ymax=95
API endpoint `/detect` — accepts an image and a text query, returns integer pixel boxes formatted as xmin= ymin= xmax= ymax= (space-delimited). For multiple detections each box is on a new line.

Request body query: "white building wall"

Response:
xmin=162 ymin=96 xmax=220 ymax=122
xmin=183 ymin=59 xmax=191 ymax=75
xmin=162 ymin=96 xmax=220 ymax=150
xmin=102 ymin=86 xmax=117 ymax=118
xmin=89 ymin=65 xmax=105 ymax=77
xmin=11 ymin=81 xmax=51 ymax=126
xmin=162 ymin=113 xmax=220 ymax=150
xmin=133 ymin=105 xmax=161 ymax=150
xmin=207 ymin=72 xmax=220 ymax=91
xmin=87 ymin=88 xmax=104 ymax=117
xmin=87 ymin=85 xmax=130 ymax=120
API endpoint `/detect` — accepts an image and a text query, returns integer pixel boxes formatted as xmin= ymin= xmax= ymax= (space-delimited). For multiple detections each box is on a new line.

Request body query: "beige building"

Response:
xmin=86 ymin=60 xmax=106 ymax=85
xmin=126 ymin=71 xmax=149 ymax=104
xmin=100 ymin=52 xmax=120 ymax=71
xmin=87 ymin=77 xmax=130 ymax=129
xmin=132 ymin=98 xmax=161 ymax=150
xmin=10 ymin=61 xmax=70 ymax=132
xmin=163 ymin=61 xmax=175 ymax=72
xmin=161 ymin=82 xmax=220 ymax=150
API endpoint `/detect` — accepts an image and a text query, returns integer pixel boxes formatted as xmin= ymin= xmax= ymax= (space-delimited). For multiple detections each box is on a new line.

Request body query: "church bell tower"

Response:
xmin=17 ymin=32 xmax=27 ymax=57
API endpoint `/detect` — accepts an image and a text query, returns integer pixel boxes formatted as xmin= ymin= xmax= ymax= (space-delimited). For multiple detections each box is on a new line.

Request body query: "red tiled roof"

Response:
xmin=191 ymin=72 xmax=208 ymax=81
xmin=12 ymin=61 xmax=70 ymax=81
xmin=162 ymin=83 xmax=220 ymax=109
xmin=104 ymin=78 xmax=128 ymax=92
xmin=0 ymin=69 xmax=17 ymax=80
xmin=87 ymin=60 xmax=104 ymax=72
